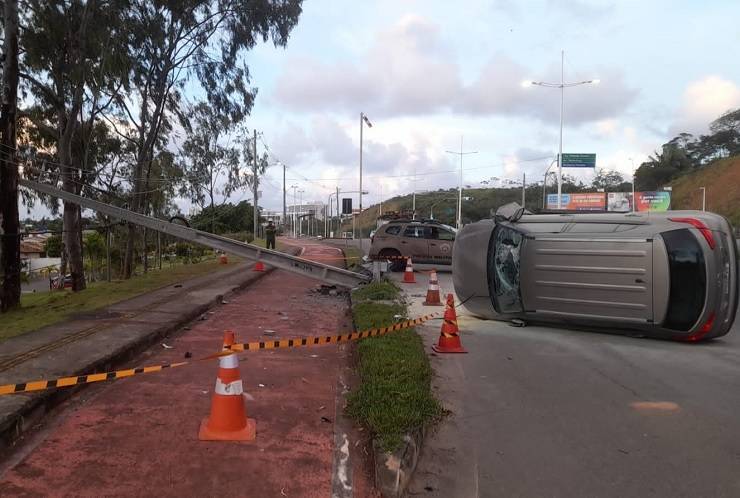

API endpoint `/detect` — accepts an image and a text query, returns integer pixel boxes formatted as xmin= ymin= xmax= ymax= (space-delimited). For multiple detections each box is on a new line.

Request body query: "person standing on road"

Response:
xmin=265 ymin=220 xmax=277 ymax=250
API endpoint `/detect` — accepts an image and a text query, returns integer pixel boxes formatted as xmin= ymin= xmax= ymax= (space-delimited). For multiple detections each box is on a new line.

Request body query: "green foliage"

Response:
xmin=44 ymin=235 xmax=62 ymax=257
xmin=347 ymin=299 xmax=442 ymax=452
xmin=83 ymin=232 xmax=105 ymax=260
xmin=179 ymin=103 xmax=243 ymax=215
xmin=635 ymin=143 xmax=695 ymax=190
xmin=353 ymin=281 xmax=400 ymax=302
xmin=190 ymin=201 xmax=257 ymax=234
xmin=592 ymin=169 xmax=630 ymax=192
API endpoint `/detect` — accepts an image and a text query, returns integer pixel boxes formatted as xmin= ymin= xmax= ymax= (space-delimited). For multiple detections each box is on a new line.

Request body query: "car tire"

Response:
xmin=379 ymin=249 xmax=405 ymax=272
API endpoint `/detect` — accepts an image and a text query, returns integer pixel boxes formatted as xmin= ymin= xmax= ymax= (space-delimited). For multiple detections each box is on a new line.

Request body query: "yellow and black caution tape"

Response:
xmin=215 ymin=312 xmax=442 ymax=355
xmin=0 ymin=311 xmax=443 ymax=396
xmin=0 ymin=362 xmax=190 ymax=396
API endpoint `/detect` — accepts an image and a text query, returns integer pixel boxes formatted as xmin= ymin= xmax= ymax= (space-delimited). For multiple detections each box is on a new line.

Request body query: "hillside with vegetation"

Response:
xmin=670 ymin=155 xmax=740 ymax=228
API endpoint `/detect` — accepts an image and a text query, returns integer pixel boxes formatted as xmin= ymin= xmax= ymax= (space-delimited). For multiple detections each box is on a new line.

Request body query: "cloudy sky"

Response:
xmin=22 ymin=0 xmax=740 ymax=219
xmin=239 ymin=0 xmax=740 ymax=213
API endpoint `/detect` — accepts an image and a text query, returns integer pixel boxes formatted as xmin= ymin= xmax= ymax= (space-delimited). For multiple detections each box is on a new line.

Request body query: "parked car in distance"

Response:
xmin=369 ymin=219 xmax=457 ymax=271
xmin=50 ymin=274 xmax=73 ymax=289
xmin=453 ymin=205 xmax=738 ymax=341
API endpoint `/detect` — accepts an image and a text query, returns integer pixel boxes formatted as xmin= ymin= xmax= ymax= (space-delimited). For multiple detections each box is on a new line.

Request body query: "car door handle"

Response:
xmin=430 ymin=243 xmax=437 ymax=246
xmin=401 ymin=241 xmax=408 ymax=244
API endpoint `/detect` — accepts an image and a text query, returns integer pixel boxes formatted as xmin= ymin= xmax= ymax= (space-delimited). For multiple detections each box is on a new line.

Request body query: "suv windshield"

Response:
xmin=488 ymin=225 xmax=524 ymax=313
xmin=662 ymin=228 xmax=707 ymax=331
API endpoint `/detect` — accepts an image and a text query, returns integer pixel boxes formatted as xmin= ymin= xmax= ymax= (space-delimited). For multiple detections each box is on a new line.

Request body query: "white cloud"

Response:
xmin=671 ymin=76 xmax=740 ymax=135
xmin=273 ymin=16 xmax=636 ymax=125
xmin=456 ymin=55 xmax=638 ymax=125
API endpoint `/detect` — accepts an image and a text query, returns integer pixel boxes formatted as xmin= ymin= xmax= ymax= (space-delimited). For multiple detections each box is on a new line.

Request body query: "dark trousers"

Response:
xmin=266 ymin=238 xmax=276 ymax=250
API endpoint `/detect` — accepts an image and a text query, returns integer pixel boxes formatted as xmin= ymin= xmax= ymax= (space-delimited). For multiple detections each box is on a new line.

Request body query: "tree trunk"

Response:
xmin=62 ymin=201 xmax=85 ymax=291
xmin=0 ymin=0 xmax=20 ymax=311
xmin=143 ymin=227 xmax=148 ymax=273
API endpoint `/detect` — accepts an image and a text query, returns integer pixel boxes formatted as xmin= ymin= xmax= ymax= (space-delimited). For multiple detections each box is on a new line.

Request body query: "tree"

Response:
xmin=0 ymin=0 xmax=20 ymax=311
xmin=179 ymin=103 xmax=242 ymax=231
xmin=592 ymin=169 xmax=626 ymax=192
xmin=635 ymin=143 xmax=694 ymax=190
xmin=19 ymin=0 xmax=131 ymax=292
xmin=190 ymin=201 xmax=256 ymax=234
xmin=112 ymin=0 xmax=303 ymax=279
xmin=44 ymin=234 xmax=63 ymax=258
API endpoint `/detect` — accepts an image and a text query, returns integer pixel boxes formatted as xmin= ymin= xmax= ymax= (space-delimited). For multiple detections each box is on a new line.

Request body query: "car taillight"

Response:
xmin=679 ymin=312 xmax=715 ymax=342
xmin=668 ymin=217 xmax=716 ymax=250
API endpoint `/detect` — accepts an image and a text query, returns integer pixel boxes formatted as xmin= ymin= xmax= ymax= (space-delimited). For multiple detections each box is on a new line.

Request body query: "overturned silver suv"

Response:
xmin=453 ymin=203 xmax=738 ymax=341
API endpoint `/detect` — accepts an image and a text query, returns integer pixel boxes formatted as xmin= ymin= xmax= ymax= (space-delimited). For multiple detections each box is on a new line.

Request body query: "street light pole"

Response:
xmin=445 ymin=136 xmax=478 ymax=230
xmin=282 ymin=162 xmax=286 ymax=231
xmin=359 ymin=112 xmax=372 ymax=238
xmin=523 ymin=51 xmax=599 ymax=209
xmin=558 ymin=49 xmax=564 ymax=209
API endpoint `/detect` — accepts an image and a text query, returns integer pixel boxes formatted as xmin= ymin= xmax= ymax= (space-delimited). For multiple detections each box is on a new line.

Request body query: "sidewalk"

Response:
xmin=0 ymin=242 xmax=377 ymax=497
xmin=0 ymin=261 xmax=271 ymax=454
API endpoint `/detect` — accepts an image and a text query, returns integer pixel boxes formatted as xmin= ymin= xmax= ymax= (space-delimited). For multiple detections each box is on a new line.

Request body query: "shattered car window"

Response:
xmin=489 ymin=226 xmax=524 ymax=313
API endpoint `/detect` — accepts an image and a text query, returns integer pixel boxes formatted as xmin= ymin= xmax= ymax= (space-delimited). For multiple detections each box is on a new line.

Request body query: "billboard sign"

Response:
xmin=561 ymin=153 xmax=596 ymax=168
xmin=606 ymin=191 xmax=671 ymax=212
xmin=607 ymin=192 xmax=633 ymax=212
xmin=546 ymin=193 xmax=605 ymax=211
xmin=635 ymin=191 xmax=671 ymax=212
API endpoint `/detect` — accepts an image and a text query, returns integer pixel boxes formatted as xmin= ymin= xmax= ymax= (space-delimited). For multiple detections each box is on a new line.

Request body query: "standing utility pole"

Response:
xmin=252 ymin=130 xmax=258 ymax=238
xmin=412 ymin=166 xmax=416 ymax=218
xmin=446 ymin=136 xmax=478 ymax=230
xmin=700 ymin=186 xmax=706 ymax=211
xmin=522 ymin=173 xmax=526 ymax=207
xmin=298 ymin=190 xmax=304 ymax=237
xmin=0 ymin=0 xmax=20 ymax=311
xmin=282 ymin=162 xmax=286 ymax=232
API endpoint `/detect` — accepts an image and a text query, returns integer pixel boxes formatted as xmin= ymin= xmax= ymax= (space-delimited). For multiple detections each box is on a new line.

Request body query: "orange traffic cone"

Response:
xmin=432 ymin=294 xmax=467 ymax=353
xmin=402 ymin=257 xmax=416 ymax=284
xmin=199 ymin=330 xmax=256 ymax=441
xmin=423 ymin=269 xmax=443 ymax=306
xmin=219 ymin=254 xmax=228 ymax=265
xmin=253 ymin=260 xmax=265 ymax=272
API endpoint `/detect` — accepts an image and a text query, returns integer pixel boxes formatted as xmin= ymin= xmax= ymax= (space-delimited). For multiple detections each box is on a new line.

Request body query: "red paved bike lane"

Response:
xmin=0 ymin=241 xmax=374 ymax=497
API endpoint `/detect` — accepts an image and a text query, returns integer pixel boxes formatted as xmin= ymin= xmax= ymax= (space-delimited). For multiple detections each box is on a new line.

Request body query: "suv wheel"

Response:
xmin=379 ymin=249 xmax=405 ymax=272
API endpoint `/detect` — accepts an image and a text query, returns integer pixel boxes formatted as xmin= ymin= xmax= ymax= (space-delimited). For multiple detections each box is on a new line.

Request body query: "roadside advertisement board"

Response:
xmin=635 ymin=191 xmax=671 ymax=211
xmin=606 ymin=191 xmax=671 ymax=212
xmin=546 ymin=193 xmax=605 ymax=211
xmin=607 ymin=192 xmax=633 ymax=212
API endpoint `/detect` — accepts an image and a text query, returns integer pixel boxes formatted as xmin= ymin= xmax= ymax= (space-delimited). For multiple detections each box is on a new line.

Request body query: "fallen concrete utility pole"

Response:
xmin=21 ymin=179 xmax=370 ymax=288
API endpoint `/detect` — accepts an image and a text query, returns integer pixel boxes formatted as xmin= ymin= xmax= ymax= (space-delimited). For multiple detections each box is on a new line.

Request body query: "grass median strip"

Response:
xmin=347 ymin=280 xmax=442 ymax=452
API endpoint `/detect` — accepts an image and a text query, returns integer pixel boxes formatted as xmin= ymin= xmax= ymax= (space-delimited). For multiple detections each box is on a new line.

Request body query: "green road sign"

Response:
xmin=561 ymin=153 xmax=596 ymax=168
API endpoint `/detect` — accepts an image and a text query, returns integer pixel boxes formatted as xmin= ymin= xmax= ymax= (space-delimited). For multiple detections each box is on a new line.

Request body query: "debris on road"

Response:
xmin=161 ymin=343 xmax=174 ymax=349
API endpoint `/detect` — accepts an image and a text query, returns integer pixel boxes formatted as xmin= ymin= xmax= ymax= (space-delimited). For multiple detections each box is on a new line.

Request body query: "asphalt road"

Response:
xmin=401 ymin=272 xmax=740 ymax=498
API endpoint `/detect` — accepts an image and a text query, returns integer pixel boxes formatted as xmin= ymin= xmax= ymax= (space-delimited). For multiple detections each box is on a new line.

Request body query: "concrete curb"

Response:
xmin=373 ymin=426 xmax=426 ymax=498
xmin=0 ymin=257 xmax=293 ymax=457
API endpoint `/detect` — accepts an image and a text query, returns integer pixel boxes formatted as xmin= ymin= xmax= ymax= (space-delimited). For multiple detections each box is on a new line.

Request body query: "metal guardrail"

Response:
xmin=21 ymin=179 xmax=370 ymax=288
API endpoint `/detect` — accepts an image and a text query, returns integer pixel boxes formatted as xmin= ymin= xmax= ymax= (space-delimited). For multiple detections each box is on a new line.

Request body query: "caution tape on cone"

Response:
xmin=0 ymin=311 xmax=443 ymax=396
